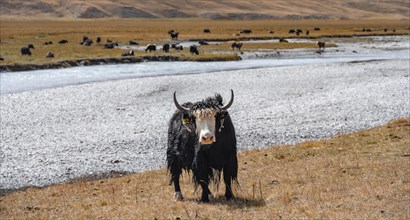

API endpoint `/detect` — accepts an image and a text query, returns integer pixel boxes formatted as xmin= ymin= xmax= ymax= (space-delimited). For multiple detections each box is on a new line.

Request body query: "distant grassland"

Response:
xmin=0 ymin=18 xmax=408 ymax=66
xmin=1 ymin=118 xmax=408 ymax=219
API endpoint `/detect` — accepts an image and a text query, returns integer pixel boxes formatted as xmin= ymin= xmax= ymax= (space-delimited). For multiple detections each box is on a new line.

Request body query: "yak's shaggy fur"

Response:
xmin=167 ymin=93 xmax=238 ymax=202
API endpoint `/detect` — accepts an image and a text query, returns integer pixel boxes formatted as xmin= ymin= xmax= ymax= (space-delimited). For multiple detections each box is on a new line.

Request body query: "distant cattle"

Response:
xmin=231 ymin=42 xmax=243 ymax=50
xmin=28 ymin=44 xmax=35 ymax=49
xmin=198 ymin=40 xmax=209 ymax=45
xmin=58 ymin=39 xmax=68 ymax=44
xmin=82 ymin=39 xmax=93 ymax=46
xmin=21 ymin=47 xmax=31 ymax=56
xmin=163 ymin=43 xmax=170 ymax=52
xmin=104 ymin=43 xmax=114 ymax=49
xmin=269 ymin=30 xmax=274 ymax=34
xmin=203 ymin=29 xmax=211 ymax=33
xmin=314 ymin=27 xmax=321 ymax=31
xmin=129 ymin=40 xmax=139 ymax=45
xmin=83 ymin=36 xmax=89 ymax=43
xmin=317 ymin=41 xmax=326 ymax=51
xmin=170 ymin=32 xmax=179 ymax=40
xmin=279 ymin=38 xmax=288 ymax=43
xmin=46 ymin=51 xmax=54 ymax=58
xmin=240 ymin=29 xmax=252 ymax=34
xmin=175 ymin=45 xmax=183 ymax=51
xmin=306 ymin=30 xmax=310 ymax=35
xmin=145 ymin=44 xmax=156 ymax=52
xmin=288 ymin=29 xmax=296 ymax=34
xmin=43 ymin=41 xmax=53 ymax=45
xmin=189 ymin=45 xmax=199 ymax=55
xmin=96 ymin=37 xmax=101 ymax=43
xmin=121 ymin=50 xmax=134 ymax=57
xmin=0 ymin=56 xmax=5 ymax=61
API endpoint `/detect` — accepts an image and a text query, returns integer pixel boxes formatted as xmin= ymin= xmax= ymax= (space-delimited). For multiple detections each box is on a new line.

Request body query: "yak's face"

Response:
xmin=174 ymin=90 xmax=234 ymax=145
xmin=191 ymin=108 xmax=218 ymax=145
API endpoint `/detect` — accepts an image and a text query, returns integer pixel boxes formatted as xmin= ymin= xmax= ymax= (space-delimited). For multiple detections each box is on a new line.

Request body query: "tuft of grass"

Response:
xmin=0 ymin=118 xmax=409 ymax=219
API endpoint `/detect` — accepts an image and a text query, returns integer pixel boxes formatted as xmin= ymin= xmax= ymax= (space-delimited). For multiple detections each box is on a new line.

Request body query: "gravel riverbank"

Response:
xmin=0 ymin=58 xmax=409 ymax=194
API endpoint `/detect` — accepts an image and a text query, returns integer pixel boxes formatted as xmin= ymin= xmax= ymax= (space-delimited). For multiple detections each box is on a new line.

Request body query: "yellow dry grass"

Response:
xmin=0 ymin=18 xmax=408 ymax=65
xmin=1 ymin=118 xmax=409 ymax=219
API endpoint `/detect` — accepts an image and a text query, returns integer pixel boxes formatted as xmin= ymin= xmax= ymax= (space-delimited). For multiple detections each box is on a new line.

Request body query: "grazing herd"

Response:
xmin=3 ymin=26 xmax=398 ymax=62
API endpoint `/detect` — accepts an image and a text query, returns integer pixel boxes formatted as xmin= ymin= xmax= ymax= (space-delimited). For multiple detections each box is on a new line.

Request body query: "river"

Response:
xmin=1 ymin=35 xmax=409 ymax=94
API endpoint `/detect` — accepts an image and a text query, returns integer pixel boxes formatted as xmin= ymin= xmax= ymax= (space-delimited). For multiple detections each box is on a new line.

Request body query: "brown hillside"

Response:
xmin=0 ymin=0 xmax=408 ymax=19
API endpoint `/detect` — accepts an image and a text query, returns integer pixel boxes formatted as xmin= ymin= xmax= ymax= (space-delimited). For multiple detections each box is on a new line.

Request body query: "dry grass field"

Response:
xmin=1 ymin=118 xmax=409 ymax=219
xmin=0 ymin=18 xmax=408 ymax=67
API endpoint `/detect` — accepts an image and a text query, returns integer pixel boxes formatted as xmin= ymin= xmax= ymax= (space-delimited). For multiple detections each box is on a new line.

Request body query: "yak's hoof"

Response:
xmin=175 ymin=191 xmax=184 ymax=201
xmin=200 ymin=198 xmax=210 ymax=203
xmin=225 ymin=193 xmax=234 ymax=201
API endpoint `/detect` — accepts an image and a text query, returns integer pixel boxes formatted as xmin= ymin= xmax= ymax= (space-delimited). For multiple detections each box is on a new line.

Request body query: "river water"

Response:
xmin=1 ymin=35 xmax=409 ymax=94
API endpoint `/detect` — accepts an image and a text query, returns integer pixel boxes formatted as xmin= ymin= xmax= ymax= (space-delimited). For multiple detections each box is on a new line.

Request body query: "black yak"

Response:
xmin=46 ymin=51 xmax=54 ymax=58
xmin=163 ymin=43 xmax=170 ymax=52
xmin=231 ymin=42 xmax=243 ymax=50
xmin=167 ymin=90 xmax=238 ymax=203
xmin=145 ymin=44 xmax=156 ymax=52
xmin=21 ymin=47 xmax=31 ymax=56
xmin=240 ymin=29 xmax=252 ymax=34
xmin=170 ymin=32 xmax=179 ymax=40
xmin=104 ymin=43 xmax=114 ymax=49
xmin=175 ymin=45 xmax=183 ymax=51
xmin=58 ymin=39 xmax=68 ymax=44
xmin=129 ymin=40 xmax=138 ymax=45
xmin=189 ymin=45 xmax=199 ymax=55
xmin=203 ymin=29 xmax=211 ymax=33
xmin=317 ymin=41 xmax=326 ymax=51
xmin=198 ymin=40 xmax=209 ymax=45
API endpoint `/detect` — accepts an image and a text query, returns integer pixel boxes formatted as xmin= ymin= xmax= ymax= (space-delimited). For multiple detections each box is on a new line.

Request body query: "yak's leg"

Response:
xmin=170 ymin=160 xmax=184 ymax=201
xmin=194 ymin=153 xmax=211 ymax=203
xmin=199 ymin=181 xmax=210 ymax=203
xmin=223 ymin=154 xmax=238 ymax=200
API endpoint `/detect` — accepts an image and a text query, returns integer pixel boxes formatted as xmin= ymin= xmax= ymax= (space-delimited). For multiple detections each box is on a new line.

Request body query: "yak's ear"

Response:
xmin=181 ymin=112 xmax=192 ymax=125
xmin=218 ymin=110 xmax=228 ymax=119
xmin=214 ymin=93 xmax=223 ymax=106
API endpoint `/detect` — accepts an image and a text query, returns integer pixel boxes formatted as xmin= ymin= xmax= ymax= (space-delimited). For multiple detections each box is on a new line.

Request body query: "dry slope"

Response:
xmin=1 ymin=0 xmax=408 ymax=19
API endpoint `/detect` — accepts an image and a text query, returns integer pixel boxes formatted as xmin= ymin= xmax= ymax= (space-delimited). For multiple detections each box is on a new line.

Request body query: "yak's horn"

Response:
xmin=173 ymin=91 xmax=190 ymax=112
xmin=220 ymin=89 xmax=234 ymax=110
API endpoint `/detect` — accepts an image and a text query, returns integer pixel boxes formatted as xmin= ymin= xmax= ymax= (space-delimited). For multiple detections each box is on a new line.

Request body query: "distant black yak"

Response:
xmin=46 ymin=51 xmax=54 ymax=58
xmin=317 ymin=41 xmax=326 ymax=51
xmin=163 ymin=43 xmax=170 ymax=52
xmin=21 ymin=47 xmax=31 ymax=56
xmin=231 ymin=42 xmax=243 ymax=50
xmin=58 ymin=39 xmax=68 ymax=44
xmin=145 ymin=44 xmax=156 ymax=52
xmin=190 ymin=45 xmax=199 ymax=55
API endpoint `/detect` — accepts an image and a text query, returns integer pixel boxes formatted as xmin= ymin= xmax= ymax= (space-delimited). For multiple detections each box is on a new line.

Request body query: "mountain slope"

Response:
xmin=0 ymin=0 xmax=408 ymax=19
